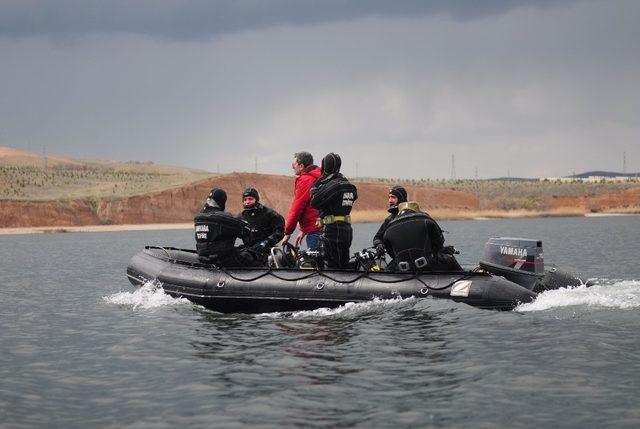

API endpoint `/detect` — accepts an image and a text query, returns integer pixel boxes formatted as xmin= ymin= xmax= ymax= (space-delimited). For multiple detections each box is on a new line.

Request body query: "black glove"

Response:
xmin=375 ymin=243 xmax=386 ymax=256
xmin=442 ymin=245 xmax=459 ymax=255
xmin=250 ymin=240 xmax=269 ymax=253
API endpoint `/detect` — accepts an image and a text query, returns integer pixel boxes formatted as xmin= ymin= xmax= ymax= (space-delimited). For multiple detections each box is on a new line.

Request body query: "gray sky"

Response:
xmin=1 ymin=0 xmax=639 ymax=179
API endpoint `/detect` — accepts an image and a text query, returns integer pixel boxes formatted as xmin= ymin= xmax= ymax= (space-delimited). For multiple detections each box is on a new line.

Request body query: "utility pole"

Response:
xmin=43 ymin=145 xmax=47 ymax=169
xmin=474 ymin=166 xmax=478 ymax=180
xmin=623 ymin=151 xmax=627 ymax=174
xmin=450 ymin=154 xmax=456 ymax=180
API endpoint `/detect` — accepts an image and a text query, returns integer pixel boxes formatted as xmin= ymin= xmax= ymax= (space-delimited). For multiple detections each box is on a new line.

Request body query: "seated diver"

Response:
xmin=238 ymin=187 xmax=285 ymax=266
xmin=194 ymin=188 xmax=261 ymax=268
xmin=382 ymin=201 xmax=462 ymax=272
xmin=372 ymin=185 xmax=407 ymax=255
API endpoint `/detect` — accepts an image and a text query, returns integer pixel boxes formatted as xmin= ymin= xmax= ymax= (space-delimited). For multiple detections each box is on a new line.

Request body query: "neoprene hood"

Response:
xmin=389 ymin=186 xmax=408 ymax=204
xmin=205 ymin=188 xmax=227 ymax=211
xmin=242 ymin=188 xmax=260 ymax=202
xmin=321 ymin=153 xmax=342 ymax=176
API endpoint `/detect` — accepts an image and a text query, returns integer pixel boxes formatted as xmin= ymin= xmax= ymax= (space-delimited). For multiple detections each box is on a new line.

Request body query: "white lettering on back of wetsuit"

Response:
xmin=342 ymin=192 xmax=354 ymax=207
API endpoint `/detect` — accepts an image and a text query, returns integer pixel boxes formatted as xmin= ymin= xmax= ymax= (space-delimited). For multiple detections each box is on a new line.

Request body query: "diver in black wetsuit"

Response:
xmin=238 ymin=187 xmax=285 ymax=266
xmin=372 ymin=185 xmax=407 ymax=255
xmin=194 ymin=188 xmax=260 ymax=268
xmin=383 ymin=201 xmax=462 ymax=272
xmin=310 ymin=153 xmax=358 ymax=269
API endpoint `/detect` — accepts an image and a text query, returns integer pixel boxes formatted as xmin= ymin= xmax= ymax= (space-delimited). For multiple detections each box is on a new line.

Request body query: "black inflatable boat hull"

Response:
xmin=126 ymin=247 xmax=537 ymax=312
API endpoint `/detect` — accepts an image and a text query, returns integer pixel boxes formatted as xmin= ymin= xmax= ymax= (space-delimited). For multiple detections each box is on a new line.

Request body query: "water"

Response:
xmin=1 ymin=216 xmax=639 ymax=428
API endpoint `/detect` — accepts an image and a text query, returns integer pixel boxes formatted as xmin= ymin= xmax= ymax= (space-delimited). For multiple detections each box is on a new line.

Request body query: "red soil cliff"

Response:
xmin=0 ymin=173 xmax=479 ymax=228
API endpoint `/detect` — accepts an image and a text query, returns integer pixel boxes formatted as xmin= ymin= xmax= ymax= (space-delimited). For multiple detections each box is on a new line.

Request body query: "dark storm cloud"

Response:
xmin=0 ymin=0 xmax=579 ymax=39
xmin=2 ymin=0 xmax=638 ymax=178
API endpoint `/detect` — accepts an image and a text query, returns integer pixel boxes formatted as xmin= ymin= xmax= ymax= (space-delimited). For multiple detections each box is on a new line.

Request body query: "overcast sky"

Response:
xmin=1 ymin=0 xmax=638 ymax=179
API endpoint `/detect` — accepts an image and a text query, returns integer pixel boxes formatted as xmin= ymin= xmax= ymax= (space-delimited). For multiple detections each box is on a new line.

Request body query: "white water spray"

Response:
xmin=259 ymin=296 xmax=417 ymax=319
xmin=517 ymin=280 xmax=640 ymax=312
xmin=104 ymin=281 xmax=190 ymax=310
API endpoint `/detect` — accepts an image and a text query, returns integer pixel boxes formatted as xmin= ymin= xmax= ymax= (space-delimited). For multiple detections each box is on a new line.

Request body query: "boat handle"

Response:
xmin=217 ymin=280 xmax=226 ymax=288
xmin=420 ymin=287 xmax=429 ymax=295
xmin=316 ymin=282 xmax=325 ymax=290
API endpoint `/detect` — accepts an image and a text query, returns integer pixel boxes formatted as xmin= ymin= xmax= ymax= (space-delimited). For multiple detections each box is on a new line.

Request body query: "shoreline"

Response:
xmin=0 ymin=223 xmax=194 ymax=235
xmin=2 ymin=210 xmax=639 ymax=235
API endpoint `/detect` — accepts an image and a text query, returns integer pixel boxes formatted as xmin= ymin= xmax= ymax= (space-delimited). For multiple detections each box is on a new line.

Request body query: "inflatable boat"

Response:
xmin=126 ymin=237 xmax=585 ymax=313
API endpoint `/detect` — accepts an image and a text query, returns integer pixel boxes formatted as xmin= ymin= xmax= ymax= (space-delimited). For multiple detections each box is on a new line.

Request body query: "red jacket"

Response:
xmin=285 ymin=165 xmax=321 ymax=235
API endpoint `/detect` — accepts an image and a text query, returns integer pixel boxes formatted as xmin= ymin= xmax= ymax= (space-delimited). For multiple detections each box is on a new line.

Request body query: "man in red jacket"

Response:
xmin=282 ymin=151 xmax=322 ymax=250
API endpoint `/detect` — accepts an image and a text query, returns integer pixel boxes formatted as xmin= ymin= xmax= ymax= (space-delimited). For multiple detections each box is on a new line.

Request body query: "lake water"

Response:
xmin=1 ymin=216 xmax=639 ymax=428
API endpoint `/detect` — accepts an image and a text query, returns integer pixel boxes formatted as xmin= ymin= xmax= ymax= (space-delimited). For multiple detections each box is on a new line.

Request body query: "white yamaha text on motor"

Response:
xmin=499 ymin=246 xmax=528 ymax=258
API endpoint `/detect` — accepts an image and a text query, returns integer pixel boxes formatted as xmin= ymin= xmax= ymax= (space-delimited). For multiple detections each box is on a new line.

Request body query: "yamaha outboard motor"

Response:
xmin=479 ymin=237 xmax=584 ymax=293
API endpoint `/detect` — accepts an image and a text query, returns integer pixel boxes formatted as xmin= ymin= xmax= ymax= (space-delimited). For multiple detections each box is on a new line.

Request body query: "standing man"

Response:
xmin=372 ymin=185 xmax=407 ymax=255
xmin=310 ymin=153 xmax=358 ymax=269
xmin=283 ymin=152 xmax=322 ymax=250
xmin=238 ymin=187 xmax=285 ymax=266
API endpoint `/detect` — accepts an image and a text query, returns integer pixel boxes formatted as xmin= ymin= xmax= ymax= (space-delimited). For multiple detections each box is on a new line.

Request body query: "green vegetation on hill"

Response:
xmin=0 ymin=146 xmax=213 ymax=201
xmin=0 ymin=165 xmax=213 ymax=201
xmin=2 ymin=145 xmax=639 ymax=211
xmin=354 ymin=177 xmax=640 ymax=210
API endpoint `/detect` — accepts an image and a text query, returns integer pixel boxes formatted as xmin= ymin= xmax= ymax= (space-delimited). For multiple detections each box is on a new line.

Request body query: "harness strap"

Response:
xmin=316 ymin=215 xmax=351 ymax=226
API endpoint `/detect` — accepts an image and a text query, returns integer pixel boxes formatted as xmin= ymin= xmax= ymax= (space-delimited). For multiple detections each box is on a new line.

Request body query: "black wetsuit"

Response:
xmin=239 ymin=203 xmax=285 ymax=265
xmin=194 ymin=206 xmax=260 ymax=268
xmin=383 ymin=210 xmax=461 ymax=272
xmin=310 ymin=173 xmax=358 ymax=269
xmin=373 ymin=205 xmax=399 ymax=249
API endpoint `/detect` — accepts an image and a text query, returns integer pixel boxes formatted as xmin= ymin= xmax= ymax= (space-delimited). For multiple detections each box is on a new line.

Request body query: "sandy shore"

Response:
xmin=584 ymin=212 xmax=640 ymax=217
xmin=2 ymin=209 xmax=638 ymax=235
xmin=0 ymin=223 xmax=194 ymax=235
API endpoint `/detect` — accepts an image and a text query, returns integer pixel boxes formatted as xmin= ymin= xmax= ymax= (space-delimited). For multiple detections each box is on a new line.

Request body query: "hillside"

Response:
xmin=0 ymin=172 xmax=480 ymax=228
xmin=0 ymin=146 xmax=213 ymax=200
xmin=0 ymin=146 xmax=208 ymax=174
xmin=355 ymin=177 xmax=640 ymax=211
xmin=1 ymin=146 xmax=640 ymax=229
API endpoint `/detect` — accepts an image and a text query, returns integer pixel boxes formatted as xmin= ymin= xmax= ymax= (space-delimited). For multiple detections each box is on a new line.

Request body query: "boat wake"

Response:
xmin=259 ymin=296 xmax=419 ymax=319
xmin=104 ymin=281 xmax=190 ymax=310
xmin=516 ymin=279 xmax=640 ymax=312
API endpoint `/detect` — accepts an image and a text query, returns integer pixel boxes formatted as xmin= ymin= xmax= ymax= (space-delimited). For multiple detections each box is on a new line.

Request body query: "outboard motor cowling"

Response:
xmin=479 ymin=237 xmax=584 ymax=292
xmin=481 ymin=237 xmax=544 ymax=273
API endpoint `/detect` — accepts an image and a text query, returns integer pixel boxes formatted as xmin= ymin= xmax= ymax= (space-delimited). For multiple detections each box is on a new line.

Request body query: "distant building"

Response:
xmin=539 ymin=177 xmax=580 ymax=183
xmin=540 ymin=175 xmax=639 ymax=183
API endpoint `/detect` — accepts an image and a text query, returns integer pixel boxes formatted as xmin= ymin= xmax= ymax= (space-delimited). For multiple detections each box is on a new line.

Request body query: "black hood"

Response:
xmin=205 ymin=188 xmax=227 ymax=211
xmin=321 ymin=153 xmax=341 ymax=176
xmin=389 ymin=186 xmax=407 ymax=204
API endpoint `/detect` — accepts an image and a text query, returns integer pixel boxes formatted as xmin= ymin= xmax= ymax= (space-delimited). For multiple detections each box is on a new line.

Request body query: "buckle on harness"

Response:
xmin=317 ymin=215 xmax=351 ymax=226
xmin=415 ymin=257 xmax=428 ymax=269
xmin=398 ymin=261 xmax=410 ymax=272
